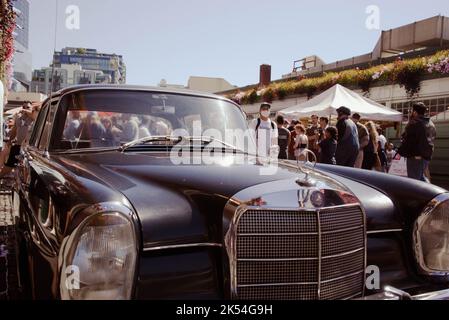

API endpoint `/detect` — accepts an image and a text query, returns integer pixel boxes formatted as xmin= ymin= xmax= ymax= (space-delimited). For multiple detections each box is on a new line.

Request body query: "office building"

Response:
xmin=11 ymin=0 xmax=32 ymax=91
xmin=53 ymin=47 xmax=126 ymax=84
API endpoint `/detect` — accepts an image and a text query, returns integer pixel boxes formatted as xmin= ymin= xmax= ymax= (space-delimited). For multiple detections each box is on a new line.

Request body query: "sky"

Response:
xmin=29 ymin=0 xmax=449 ymax=87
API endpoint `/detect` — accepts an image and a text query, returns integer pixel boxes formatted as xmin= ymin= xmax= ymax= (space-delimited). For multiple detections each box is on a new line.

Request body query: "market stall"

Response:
xmin=278 ymin=84 xmax=403 ymax=122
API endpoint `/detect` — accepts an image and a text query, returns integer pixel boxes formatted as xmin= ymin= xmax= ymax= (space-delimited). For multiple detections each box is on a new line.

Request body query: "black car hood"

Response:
xmin=54 ymin=151 xmax=400 ymax=248
xmin=56 ymin=151 xmax=297 ymax=195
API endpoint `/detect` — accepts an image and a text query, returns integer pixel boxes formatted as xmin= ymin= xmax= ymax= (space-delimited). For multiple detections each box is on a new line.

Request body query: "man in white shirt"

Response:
xmin=248 ymin=103 xmax=278 ymax=157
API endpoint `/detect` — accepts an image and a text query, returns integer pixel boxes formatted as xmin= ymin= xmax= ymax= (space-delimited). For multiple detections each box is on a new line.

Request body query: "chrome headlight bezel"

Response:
xmin=59 ymin=202 xmax=139 ymax=300
xmin=413 ymin=193 xmax=449 ymax=277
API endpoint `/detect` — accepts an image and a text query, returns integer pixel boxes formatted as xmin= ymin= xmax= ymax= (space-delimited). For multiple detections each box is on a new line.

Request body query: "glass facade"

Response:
xmin=13 ymin=0 xmax=29 ymax=49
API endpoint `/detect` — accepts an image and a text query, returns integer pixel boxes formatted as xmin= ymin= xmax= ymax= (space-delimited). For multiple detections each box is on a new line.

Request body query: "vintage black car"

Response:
xmin=12 ymin=85 xmax=449 ymax=300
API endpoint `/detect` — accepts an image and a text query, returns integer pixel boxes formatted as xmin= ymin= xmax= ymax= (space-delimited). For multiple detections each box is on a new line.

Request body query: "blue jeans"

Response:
xmin=407 ymin=158 xmax=429 ymax=182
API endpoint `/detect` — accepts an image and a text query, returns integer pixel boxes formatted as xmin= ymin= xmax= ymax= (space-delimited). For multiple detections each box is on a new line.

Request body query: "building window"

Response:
xmin=391 ymin=97 xmax=449 ymax=121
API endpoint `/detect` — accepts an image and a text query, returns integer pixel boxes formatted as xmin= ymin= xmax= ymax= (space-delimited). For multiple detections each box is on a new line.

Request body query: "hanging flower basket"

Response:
xmin=392 ymin=58 xmax=427 ymax=97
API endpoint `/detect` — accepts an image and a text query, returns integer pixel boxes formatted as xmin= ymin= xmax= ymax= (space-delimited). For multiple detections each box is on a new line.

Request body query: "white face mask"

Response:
xmin=260 ymin=110 xmax=270 ymax=118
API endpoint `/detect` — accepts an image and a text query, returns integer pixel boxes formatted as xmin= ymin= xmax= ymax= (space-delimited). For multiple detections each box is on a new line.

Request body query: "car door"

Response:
xmin=13 ymin=99 xmax=49 ymax=299
xmin=16 ymin=98 xmax=62 ymax=299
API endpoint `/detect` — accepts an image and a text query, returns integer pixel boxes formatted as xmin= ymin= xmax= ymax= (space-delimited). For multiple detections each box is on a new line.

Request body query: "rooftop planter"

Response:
xmin=228 ymin=50 xmax=449 ymax=105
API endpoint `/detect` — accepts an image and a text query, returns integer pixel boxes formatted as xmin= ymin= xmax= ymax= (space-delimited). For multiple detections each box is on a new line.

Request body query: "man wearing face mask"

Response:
xmin=249 ymin=103 xmax=278 ymax=157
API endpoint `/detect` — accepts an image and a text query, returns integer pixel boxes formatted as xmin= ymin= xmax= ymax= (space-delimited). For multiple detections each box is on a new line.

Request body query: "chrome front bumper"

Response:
xmin=360 ymin=286 xmax=449 ymax=300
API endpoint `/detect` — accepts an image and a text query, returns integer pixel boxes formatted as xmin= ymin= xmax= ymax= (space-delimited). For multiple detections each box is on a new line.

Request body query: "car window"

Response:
xmin=38 ymin=101 xmax=58 ymax=150
xmin=51 ymin=90 xmax=250 ymax=151
xmin=28 ymin=102 xmax=49 ymax=148
xmin=62 ymin=110 xmax=173 ymax=149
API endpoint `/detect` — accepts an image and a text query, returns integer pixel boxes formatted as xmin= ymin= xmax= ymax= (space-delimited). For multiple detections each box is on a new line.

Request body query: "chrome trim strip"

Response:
xmin=367 ymin=229 xmax=403 ymax=234
xmin=238 ymin=281 xmax=317 ymax=288
xmin=323 ymin=225 xmax=363 ymax=235
xmin=238 ymin=203 xmax=362 ymax=213
xmin=75 ymin=202 xmax=135 ymax=218
xmin=237 ymin=271 xmax=364 ymax=288
xmin=344 ymin=292 xmax=364 ymax=300
xmin=45 ymin=98 xmax=61 ymax=152
xmin=321 ymin=270 xmax=364 ymax=284
xmin=413 ymin=193 xmax=449 ymax=277
xmin=384 ymin=286 xmax=412 ymax=299
xmin=238 ymin=257 xmax=318 ymax=262
xmin=411 ymin=288 xmax=449 ymax=300
xmin=317 ymin=209 xmax=322 ymax=299
xmin=56 ymin=85 xmax=228 ymax=101
xmin=238 ymin=232 xmax=319 ymax=236
xmin=361 ymin=203 xmax=368 ymax=298
xmin=237 ymin=247 xmax=365 ymax=262
xmin=238 ymin=225 xmax=364 ymax=237
xmin=143 ymin=243 xmax=222 ymax=252
xmin=225 ymin=205 xmax=247 ymax=299
xmin=361 ymin=287 xmax=449 ymax=300
xmin=323 ymin=247 xmax=365 ymax=260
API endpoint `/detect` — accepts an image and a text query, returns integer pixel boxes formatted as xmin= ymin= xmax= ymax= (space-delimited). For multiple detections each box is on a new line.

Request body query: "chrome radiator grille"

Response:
xmin=233 ymin=205 xmax=366 ymax=300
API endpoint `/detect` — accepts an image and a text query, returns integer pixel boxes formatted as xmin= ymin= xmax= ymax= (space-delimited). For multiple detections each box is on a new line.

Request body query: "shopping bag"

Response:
xmin=388 ymin=153 xmax=408 ymax=177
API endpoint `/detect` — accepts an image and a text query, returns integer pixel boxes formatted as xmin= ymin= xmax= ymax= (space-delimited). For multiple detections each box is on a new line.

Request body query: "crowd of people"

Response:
xmin=0 ymin=100 xmax=437 ymax=184
xmin=63 ymin=111 xmax=172 ymax=148
xmin=0 ymin=102 xmax=172 ymax=180
xmin=0 ymin=101 xmax=41 ymax=180
xmin=251 ymin=102 xmax=436 ymax=182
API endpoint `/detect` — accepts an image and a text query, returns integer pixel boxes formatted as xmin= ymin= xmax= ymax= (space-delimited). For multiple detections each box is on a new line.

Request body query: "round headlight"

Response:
xmin=60 ymin=205 xmax=137 ymax=300
xmin=414 ymin=193 xmax=449 ymax=275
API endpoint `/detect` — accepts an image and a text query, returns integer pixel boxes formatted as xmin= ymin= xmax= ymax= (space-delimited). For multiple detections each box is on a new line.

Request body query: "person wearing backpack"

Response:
xmin=276 ymin=115 xmax=291 ymax=160
xmin=398 ymin=103 xmax=436 ymax=182
xmin=249 ymin=103 xmax=278 ymax=158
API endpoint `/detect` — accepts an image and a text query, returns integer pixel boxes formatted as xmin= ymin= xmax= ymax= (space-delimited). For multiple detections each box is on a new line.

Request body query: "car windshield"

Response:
xmin=51 ymin=90 xmax=254 ymax=152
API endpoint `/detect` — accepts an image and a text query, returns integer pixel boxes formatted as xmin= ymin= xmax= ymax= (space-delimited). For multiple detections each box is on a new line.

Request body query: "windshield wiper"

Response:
xmin=119 ymin=136 xmax=183 ymax=152
xmin=182 ymin=136 xmax=233 ymax=148
xmin=120 ymin=135 xmax=250 ymax=155
xmin=178 ymin=136 xmax=250 ymax=155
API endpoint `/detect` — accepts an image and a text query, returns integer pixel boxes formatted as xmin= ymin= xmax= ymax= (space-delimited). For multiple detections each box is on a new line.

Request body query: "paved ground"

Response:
xmin=0 ymin=191 xmax=20 ymax=300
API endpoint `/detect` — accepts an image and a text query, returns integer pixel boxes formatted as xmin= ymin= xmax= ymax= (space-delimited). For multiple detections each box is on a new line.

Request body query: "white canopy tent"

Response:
xmin=279 ymin=84 xmax=403 ymax=122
